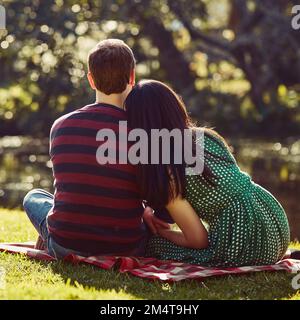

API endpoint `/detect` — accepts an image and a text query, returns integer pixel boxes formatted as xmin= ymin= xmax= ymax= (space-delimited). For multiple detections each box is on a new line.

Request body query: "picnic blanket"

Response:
xmin=1 ymin=242 xmax=300 ymax=282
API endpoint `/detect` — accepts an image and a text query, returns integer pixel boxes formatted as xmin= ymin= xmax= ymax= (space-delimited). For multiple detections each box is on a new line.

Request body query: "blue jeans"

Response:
xmin=23 ymin=189 xmax=88 ymax=259
xmin=23 ymin=189 xmax=152 ymax=258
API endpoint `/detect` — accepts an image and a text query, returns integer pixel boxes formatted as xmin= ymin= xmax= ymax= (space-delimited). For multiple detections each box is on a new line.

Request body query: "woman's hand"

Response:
xmin=143 ymin=206 xmax=171 ymax=234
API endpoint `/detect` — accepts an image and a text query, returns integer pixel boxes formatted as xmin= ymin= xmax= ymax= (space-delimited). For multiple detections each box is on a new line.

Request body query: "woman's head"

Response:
xmin=124 ymin=80 xmax=193 ymax=208
xmin=125 ymin=79 xmax=192 ymax=132
xmin=124 ymin=80 xmax=223 ymax=208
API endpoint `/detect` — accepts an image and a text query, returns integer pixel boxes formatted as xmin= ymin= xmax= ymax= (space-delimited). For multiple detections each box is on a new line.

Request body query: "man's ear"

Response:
xmin=87 ymin=71 xmax=96 ymax=90
xmin=129 ymin=68 xmax=135 ymax=86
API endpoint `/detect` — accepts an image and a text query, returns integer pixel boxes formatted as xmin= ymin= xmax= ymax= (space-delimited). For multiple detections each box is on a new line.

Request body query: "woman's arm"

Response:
xmin=155 ymin=197 xmax=209 ymax=249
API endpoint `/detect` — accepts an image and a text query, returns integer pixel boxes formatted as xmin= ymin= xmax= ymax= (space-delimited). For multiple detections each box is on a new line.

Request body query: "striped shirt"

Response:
xmin=47 ymin=102 xmax=147 ymax=256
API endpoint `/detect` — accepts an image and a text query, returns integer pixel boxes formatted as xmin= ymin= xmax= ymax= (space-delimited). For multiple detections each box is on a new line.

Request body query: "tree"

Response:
xmin=0 ymin=0 xmax=299 ymax=137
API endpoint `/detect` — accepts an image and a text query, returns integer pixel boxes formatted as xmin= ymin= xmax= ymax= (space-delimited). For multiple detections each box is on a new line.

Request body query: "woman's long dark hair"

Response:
xmin=125 ymin=80 xmax=219 ymax=208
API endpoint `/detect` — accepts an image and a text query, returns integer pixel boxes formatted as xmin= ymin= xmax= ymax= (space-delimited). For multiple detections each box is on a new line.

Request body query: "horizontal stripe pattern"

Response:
xmin=54 ymin=173 xmax=138 ymax=191
xmin=48 ymin=223 xmax=142 ymax=242
xmin=50 ymin=233 xmax=140 ymax=255
xmin=53 ymin=201 xmax=143 ymax=219
xmin=48 ymin=211 xmax=142 ymax=227
xmin=48 ymin=103 xmax=146 ymax=256
xmin=53 ymin=162 xmax=135 ymax=181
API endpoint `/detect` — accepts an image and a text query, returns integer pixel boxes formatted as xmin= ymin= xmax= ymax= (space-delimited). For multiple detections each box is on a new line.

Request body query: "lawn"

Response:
xmin=0 ymin=208 xmax=299 ymax=300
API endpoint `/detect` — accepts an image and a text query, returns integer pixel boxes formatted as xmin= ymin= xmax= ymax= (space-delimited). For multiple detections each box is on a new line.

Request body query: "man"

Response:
xmin=23 ymin=39 xmax=169 ymax=258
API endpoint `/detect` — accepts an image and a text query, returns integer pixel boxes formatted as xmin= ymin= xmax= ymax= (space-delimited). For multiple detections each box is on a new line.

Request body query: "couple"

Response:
xmin=23 ymin=39 xmax=290 ymax=267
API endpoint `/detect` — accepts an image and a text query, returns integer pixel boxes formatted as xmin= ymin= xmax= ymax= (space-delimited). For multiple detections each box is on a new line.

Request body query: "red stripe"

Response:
xmin=51 ymin=135 xmax=129 ymax=153
xmin=52 ymin=153 xmax=136 ymax=174
xmin=50 ymin=105 xmax=127 ymax=133
xmin=55 ymin=119 xmax=129 ymax=133
xmin=49 ymin=211 xmax=142 ymax=228
xmin=54 ymin=172 xmax=138 ymax=191
xmin=48 ymin=226 xmax=141 ymax=243
xmin=56 ymin=192 xmax=140 ymax=209
xmin=81 ymin=106 xmax=127 ymax=119
xmin=52 ymin=135 xmax=100 ymax=148
xmin=51 ymin=135 xmax=134 ymax=157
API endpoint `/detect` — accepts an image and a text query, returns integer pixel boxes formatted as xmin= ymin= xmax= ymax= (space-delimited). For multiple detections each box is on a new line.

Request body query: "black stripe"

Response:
xmin=55 ymin=182 xmax=139 ymax=199
xmin=51 ymin=144 xmax=130 ymax=164
xmin=48 ymin=219 xmax=143 ymax=238
xmin=68 ymin=112 xmax=125 ymax=123
xmin=53 ymin=126 xmax=115 ymax=138
xmin=50 ymin=234 xmax=140 ymax=255
xmin=53 ymin=163 xmax=136 ymax=181
xmin=52 ymin=126 xmax=127 ymax=140
xmin=53 ymin=201 xmax=143 ymax=219
xmin=90 ymin=102 xmax=127 ymax=113
xmin=52 ymin=144 xmax=97 ymax=155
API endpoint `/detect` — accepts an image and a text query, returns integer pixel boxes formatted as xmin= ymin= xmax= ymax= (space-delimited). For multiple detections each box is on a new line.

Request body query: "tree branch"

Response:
xmin=167 ymin=1 xmax=232 ymax=52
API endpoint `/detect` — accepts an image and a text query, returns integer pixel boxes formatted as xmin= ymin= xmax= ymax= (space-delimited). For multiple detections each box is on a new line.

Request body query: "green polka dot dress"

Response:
xmin=145 ymin=131 xmax=290 ymax=267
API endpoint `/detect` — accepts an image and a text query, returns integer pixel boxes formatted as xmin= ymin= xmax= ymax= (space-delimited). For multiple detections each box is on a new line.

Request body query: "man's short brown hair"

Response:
xmin=88 ymin=39 xmax=136 ymax=95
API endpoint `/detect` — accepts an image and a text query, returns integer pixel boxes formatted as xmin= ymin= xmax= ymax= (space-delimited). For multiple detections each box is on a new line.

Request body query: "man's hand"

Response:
xmin=143 ymin=206 xmax=171 ymax=234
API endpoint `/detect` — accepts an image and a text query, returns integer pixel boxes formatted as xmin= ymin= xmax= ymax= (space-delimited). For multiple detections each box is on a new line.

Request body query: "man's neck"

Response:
xmin=95 ymin=89 xmax=130 ymax=110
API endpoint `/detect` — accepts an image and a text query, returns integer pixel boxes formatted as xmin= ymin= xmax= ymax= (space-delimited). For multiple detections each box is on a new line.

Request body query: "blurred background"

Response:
xmin=0 ymin=0 xmax=299 ymax=239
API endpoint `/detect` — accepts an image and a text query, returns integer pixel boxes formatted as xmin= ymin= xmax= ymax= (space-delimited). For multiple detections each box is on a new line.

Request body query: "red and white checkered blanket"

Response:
xmin=1 ymin=242 xmax=300 ymax=282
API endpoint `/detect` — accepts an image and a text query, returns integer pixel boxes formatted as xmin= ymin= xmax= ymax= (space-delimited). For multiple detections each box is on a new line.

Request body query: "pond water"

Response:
xmin=0 ymin=136 xmax=299 ymax=240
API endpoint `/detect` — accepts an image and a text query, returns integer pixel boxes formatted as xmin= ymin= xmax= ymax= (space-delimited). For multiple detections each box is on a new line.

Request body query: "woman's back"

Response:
xmin=186 ymin=130 xmax=252 ymax=219
xmin=147 ymin=129 xmax=290 ymax=267
xmin=125 ymin=79 xmax=290 ymax=267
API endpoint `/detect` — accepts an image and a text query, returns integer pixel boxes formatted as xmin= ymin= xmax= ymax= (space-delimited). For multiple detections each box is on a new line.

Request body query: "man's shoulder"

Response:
xmin=51 ymin=103 xmax=126 ymax=130
xmin=50 ymin=103 xmax=127 ymax=142
xmin=51 ymin=111 xmax=75 ymax=131
xmin=50 ymin=103 xmax=96 ymax=132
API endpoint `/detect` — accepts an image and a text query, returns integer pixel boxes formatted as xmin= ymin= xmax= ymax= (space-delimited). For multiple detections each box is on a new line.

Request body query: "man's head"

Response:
xmin=87 ymin=39 xmax=136 ymax=95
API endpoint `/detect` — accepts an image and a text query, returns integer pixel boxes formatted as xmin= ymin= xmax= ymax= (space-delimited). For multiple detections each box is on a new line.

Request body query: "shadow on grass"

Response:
xmin=47 ymin=259 xmax=299 ymax=300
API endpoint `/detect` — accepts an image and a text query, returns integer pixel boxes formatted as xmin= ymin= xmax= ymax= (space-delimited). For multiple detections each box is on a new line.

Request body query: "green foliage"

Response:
xmin=0 ymin=0 xmax=299 ymax=137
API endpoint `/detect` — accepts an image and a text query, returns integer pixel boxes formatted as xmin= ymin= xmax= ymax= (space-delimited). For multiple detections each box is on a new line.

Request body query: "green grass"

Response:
xmin=0 ymin=208 xmax=299 ymax=300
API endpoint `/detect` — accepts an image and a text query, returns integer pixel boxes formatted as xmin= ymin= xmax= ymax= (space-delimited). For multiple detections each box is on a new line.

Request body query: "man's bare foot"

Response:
xmin=35 ymin=235 xmax=46 ymax=250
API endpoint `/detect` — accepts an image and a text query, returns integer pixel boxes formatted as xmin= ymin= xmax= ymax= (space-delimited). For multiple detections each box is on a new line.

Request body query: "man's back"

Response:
xmin=47 ymin=102 xmax=146 ymax=256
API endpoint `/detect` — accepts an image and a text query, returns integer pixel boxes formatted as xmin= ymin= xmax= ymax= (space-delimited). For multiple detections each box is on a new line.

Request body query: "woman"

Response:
xmin=125 ymin=79 xmax=290 ymax=267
